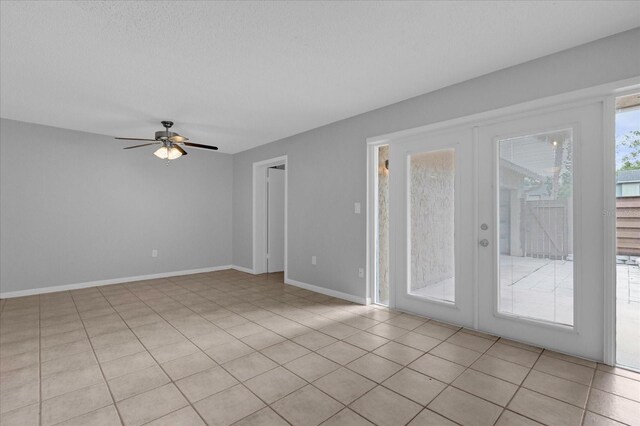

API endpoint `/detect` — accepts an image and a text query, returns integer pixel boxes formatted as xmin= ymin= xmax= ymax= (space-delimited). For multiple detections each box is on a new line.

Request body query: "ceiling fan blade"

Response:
xmin=115 ymin=137 xmax=157 ymax=141
xmin=173 ymin=145 xmax=188 ymax=156
xmin=183 ymin=142 xmax=218 ymax=151
xmin=123 ymin=143 xmax=158 ymax=149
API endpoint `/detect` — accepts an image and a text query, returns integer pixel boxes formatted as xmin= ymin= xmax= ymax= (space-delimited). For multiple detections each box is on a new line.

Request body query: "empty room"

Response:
xmin=1 ymin=1 xmax=640 ymax=425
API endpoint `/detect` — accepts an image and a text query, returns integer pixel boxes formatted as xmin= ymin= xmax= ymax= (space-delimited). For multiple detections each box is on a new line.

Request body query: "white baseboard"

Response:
xmin=231 ymin=265 xmax=256 ymax=274
xmin=0 ymin=265 xmax=233 ymax=299
xmin=284 ymin=278 xmax=367 ymax=305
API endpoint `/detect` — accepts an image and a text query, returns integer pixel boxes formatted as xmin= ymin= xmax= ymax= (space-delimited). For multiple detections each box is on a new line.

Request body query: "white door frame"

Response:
xmin=366 ymin=76 xmax=640 ymax=364
xmin=366 ymin=142 xmax=387 ymax=305
xmin=253 ymin=155 xmax=288 ymax=277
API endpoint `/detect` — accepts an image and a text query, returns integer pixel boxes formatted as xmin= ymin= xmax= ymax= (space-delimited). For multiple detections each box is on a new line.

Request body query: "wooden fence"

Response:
xmin=617 ymin=196 xmax=640 ymax=256
xmin=523 ymin=199 xmax=570 ymax=259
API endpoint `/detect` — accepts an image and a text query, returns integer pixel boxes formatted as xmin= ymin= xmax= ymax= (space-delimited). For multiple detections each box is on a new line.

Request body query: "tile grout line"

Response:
xmin=68 ymin=289 xmax=128 ymax=426
xmin=580 ymin=367 xmax=598 ymax=426
xmin=38 ymin=294 xmax=42 ymax=426
xmin=489 ymin=344 xmax=545 ymax=426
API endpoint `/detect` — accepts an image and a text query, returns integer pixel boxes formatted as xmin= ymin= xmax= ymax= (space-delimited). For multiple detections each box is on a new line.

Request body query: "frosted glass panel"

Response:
xmin=498 ymin=129 xmax=574 ymax=326
xmin=409 ymin=149 xmax=455 ymax=302
xmin=376 ymin=145 xmax=390 ymax=305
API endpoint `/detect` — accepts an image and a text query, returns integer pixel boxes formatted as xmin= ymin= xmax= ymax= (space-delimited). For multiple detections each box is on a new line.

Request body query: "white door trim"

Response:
xmin=603 ymin=94 xmax=617 ymax=366
xmin=366 ymin=141 xmax=395 ymax=306
xmin=367 ymin=77 xmax=640 ymax=146
xmin=366 ymin=141 xmax=380 ymax=305
xmin=253 ymin=155 xmax=288 ymax=278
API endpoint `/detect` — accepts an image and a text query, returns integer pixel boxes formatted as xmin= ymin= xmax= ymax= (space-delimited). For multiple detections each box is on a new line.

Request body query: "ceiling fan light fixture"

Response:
xmin=154 ymin=146 xmax=169 ymax=159
xmin=154 ymin=146 xmax=183 ymax=160
xmin=167 ymin=146 xmax=183 ymax=160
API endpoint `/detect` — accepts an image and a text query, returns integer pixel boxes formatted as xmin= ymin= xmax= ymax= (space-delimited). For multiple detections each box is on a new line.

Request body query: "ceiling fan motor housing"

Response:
xmin=155 ymin=130 xmax=180 ymax=141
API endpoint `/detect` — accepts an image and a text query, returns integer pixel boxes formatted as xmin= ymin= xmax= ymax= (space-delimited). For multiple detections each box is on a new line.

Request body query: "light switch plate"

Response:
xmin=354 ymin=202 xmax=361 ymax=214
xmin=311 ymin=256 xmax=317 ymax=265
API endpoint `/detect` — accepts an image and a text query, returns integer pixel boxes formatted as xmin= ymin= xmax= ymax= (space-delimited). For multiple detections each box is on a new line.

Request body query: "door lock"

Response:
xmin=479 ymin=239 xmax=489 ymax=247
xmin=480 ymin=223 xmax=488 ymax=230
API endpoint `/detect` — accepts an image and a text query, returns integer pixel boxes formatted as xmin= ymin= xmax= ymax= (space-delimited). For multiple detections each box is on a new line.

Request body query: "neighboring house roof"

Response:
xmin=526 ymin=184 xmax=551 ymax=197
xmin=500 ymin=158 xmax=544 ymax=181
xmin=616 ymin=169 xmax=640 ymax=183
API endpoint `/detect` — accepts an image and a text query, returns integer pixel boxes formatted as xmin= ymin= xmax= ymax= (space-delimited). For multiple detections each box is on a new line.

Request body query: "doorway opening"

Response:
xmin=267 ymin=165 xmax=285 ymax=273
xmin=614 ymin=92 xmax=640 ymax=370
xmin=253 ymin=156 xmax=287 ymax=277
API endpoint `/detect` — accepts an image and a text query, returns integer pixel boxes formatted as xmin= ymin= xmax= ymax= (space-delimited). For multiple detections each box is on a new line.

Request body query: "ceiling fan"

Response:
xmin=115 ymin=121 xmax=218 ymax=160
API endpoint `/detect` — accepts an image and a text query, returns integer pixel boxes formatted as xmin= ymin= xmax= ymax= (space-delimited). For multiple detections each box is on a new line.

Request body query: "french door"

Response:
xmin=476 ymin=103 xmax=604 ymax=360
xmin=388 ymin=101 xmax=605 ymax=360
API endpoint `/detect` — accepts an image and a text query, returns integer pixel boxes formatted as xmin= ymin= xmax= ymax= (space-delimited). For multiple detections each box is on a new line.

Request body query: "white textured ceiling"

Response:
xmin=1 ymin=1 xmax=639 ymax=154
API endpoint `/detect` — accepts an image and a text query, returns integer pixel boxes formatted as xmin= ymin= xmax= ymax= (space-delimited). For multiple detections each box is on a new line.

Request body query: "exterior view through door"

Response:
xmin=372 ymin=99 xmax=609 ymax=362
xmin=615 ymin=93 xmax=640 ymax=370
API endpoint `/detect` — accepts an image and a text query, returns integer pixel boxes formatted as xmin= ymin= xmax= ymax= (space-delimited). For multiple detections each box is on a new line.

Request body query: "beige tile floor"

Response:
xmin=1 ymin=270 xmax=639 ymax=426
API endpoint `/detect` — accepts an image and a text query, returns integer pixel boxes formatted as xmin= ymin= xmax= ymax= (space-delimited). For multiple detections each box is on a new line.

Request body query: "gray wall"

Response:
xmin=0 ymin=119 xmax=233 ymax=293
xmin=232 ymin=28 xmax=640 ymax=299
xmin=2 ymin=28 xmax=639 ymax=297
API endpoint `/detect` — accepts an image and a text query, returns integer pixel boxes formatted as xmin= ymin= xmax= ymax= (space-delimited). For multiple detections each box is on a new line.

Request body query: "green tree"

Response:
xmin=617 ymin=130 xmax=640 ymax=171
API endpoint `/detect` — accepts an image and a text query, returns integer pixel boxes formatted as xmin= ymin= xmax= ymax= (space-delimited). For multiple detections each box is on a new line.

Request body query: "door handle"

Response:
xmin=479 ymin=239 xmax=489 ymax=247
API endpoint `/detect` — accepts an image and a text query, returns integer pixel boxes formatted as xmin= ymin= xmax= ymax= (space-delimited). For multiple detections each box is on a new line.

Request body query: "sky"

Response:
xmin=616 ymin=107 xmax=640 ymax=170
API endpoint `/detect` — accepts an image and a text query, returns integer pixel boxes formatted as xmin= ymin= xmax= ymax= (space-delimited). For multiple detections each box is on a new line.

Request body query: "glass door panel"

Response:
xmin=375 ymin=144 xmax=390 ymax=305
xmin=409 ymin=149 xmax=456 ymax=303
xmin=497 ymin=128 xmax=574 ymax=326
